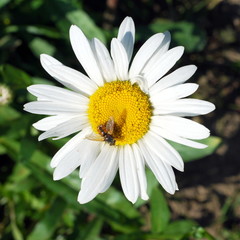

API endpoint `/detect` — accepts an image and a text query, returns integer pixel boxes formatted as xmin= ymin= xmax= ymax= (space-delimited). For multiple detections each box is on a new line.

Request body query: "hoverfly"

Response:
xmin=86 ymin=116 xmax=116 ymax=146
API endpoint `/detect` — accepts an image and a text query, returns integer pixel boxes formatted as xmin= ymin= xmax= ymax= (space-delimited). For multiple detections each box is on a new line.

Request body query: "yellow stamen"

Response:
xmin=88 ymin=80 xmax=152 ymax=145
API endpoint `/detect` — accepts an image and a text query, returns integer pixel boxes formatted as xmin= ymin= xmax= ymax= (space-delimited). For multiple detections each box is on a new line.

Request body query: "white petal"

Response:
xmin=99 ymin=147 xmax=119 ymax=193
xmin=150 ymin=125 xmax=207 ymax=149
xmin=130 ymin=75 xmax=149 ymax=94
xmin=143 ymin=131 xmax=184 ymax=171
xmin=27 ymin=84 xmax=89 ymax=103
xmin=53 ymin=148 xmax=82 ymax=180
xmin=90 ymin=38 xmax=117 ymax=82
xmin=38 ymin=115 xmax=89 ymax=141
xmin=33 ymin=115 xmax=77 ymax=131
xmin=153 ymin=99 xmax=216 ymax=116
xmin=151 ymin=83 xmax=199 ymax=103
xmin=79 ymin=141 xmax=102 ymax=178
xmin=117 ymin=16 xmax=135 ymax=62
xmin=132 ymin=144 xmax=149 ymax=200
xmin=144 ymin=46 xmax=184 ymax=87
xmin=110 ymin=38 xmax=129 ymax=80
xmin=138 ymin=139 xmax=177 ymax=194
xmin=129 ymin=32 xmax=169 ymax=78
xmin=151 ymin=115 xmax=210 ymax=140
xmin=24 ymin=101 xmax=87 ymax=115
xmin=50 ymin=127 xmax=91 ymax=168
xmin=78 ymin=144 xmax=118 ymax=204
xmin=119 ymin=145 xmax=139 ymax=203
xmin=69 ymin=25 xmax=104 ymax=86
xmin=118 ymin=147 xmax=125 ymax=192
xmin=141 ymin=31 xmax=171 ymax=74
xmin=150 ymin=65 xmax=197 ymax=94
xmin=40 ymin=54 xmax=97 ymax=96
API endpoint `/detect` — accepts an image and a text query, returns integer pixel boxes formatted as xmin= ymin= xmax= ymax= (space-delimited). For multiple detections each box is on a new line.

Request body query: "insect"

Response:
xmin=86 ymin=117 xmax=116 ymax=146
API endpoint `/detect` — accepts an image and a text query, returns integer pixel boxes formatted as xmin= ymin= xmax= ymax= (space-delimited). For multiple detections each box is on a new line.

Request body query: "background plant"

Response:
xmin=1 ymin=0 xmax=239 ymax=239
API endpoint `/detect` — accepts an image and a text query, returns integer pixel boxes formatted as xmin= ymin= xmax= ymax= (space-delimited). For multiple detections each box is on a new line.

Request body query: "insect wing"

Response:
xmin=85 ymin=133 xmax=104 ymax=142
xmin=106 ymin=116 xmax=115 ymax=135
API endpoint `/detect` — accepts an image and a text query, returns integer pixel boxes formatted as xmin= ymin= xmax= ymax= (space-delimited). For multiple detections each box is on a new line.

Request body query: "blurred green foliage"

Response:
xmin=0 ymin=0 xmax=239 ymax=239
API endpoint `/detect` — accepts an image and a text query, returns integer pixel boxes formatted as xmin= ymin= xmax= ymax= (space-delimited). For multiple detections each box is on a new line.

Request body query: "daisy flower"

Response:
xmin=24 ymin=17 xmax=215 ymax=204
xmin=0 ymin=84 xmax=12 ymax=105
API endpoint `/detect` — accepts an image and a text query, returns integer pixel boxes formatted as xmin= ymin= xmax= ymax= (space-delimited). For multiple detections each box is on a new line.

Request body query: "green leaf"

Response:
xmin=0 ymin=144 xmax=6 ymax=154
xmin=115 ymin=230 xmax=205 ymax=240
xmin=25 ymin=158 xmax=141 ymax=232
xmin=19 ymin=137 xmax=38 ymax=163
xmin=75 ymin=218 xmax=103 ymax=240
xmin=0 ymin=64 xmax=32 ymax=90
xmin=98 ymin=187 xmax=140 ymax=219
xmin=27 ymin=197 xmax=67 ymax=240
xmin=5 ymin=25 xmax=61 ymax=39
xmin=185 ymin=226 xmax=216 ymax=240
xmin=25 ymin=161 xmax=80 ymax=207
xmin=29 ymin=37 xmax=56 ymax=57
xmin=161 ymin=220 xmax=197 ymax=239
xmin=85 ymin=199 xmax=141 ymax=233
xmin=6 ymin=164 xmax=40 ymax=200
xmin=66 ymin=10 xmax=106 ymax=43
xmin=114 ymin=233 xmax=154 ymax=240
xmin=8 ymin=163 xmax=31 ymax=183
xmin=11 ymin=220 xmax=24 ymax=240
xmin=0 ymin=106 xmax=21 ymax=125
xmin=114 ymin=220 xmax=196 ymax=240
xmin=3 ymin=115 xmax=30 ymax=139
xmin=26 ymin=25 xmax=61 ymax=39
xmin=150 ymin=19 xmax=207 ymax=52
xmin=150 ymin=187 xmax=170 ymax=233
xmin=32 ymin=77 xmax=55 ymax=85
xmin=0 ymin=137 xmax=20 ymax=160
xmin=169 ymin=136 xmax=222 ymax=162
xmin=0 ymin=0 xmax=10 ymax=8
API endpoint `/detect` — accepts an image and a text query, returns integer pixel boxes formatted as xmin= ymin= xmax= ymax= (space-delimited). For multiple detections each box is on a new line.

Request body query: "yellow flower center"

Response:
xmin=88 ymin=80 xmax=152 ymax=145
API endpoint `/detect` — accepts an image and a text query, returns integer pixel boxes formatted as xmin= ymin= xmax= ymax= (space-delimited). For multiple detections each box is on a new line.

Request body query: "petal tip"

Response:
xmin=50 ymin=161 xmax=56 ymax=168
xmin=77 ymin=193 xmax=90 ymax=204
xmin=179 ymin=45 xmax=185 ymax=53
xmin=70 ymin=24 xmax=78 ymax=31
xmin=122 ymin=16 xmax=134 ymax=24
xmin=179 ymin=166 xmax=184 ymax=172
xmin=53 ymin=172 xmax=61 ymax=181
xmin=163 ymin=30 xmax=171 ymax=39
xmin=191 ymin=64 xmax=198 ymax=71
xmin=40 ymin=53 xmax=51 ymax=64
xmin=210 ymin=102 xmax=216 ymax=111
xmin=26 ymin=85 xmax=33 ymax=91
xmin=198 ymin=143 xmax=208 ymax=149
xmin=38 ymin=133 xmax=47 ymax=141
xmin=141 ymin=194 xmax=149 ymax=201
xmin=69 ymin=25 xmax=81 ymax=41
